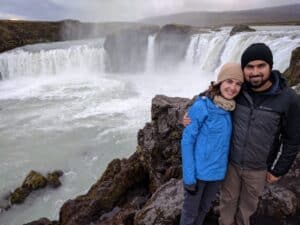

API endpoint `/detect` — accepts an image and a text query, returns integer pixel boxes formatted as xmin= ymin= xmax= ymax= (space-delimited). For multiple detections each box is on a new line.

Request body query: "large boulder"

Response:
xmin=7 ymin=170 xmax=63 ymax=206
xmin=258 ymin=185 xmax=298 ymax=217
xmin=134 ymin=178 xmax=183 ymax=225
xmin=283 ymin=47 xmax=300 ymax=86
xmin=137 ymin=95 xmax=191 ymax=192
xmin=10 ymin=171 xmax=47 ymax=204
xmin=154 ymin=24 xmax=199 ymax=70
xmin=104 ymin=25 xmax=159 ymax=73
xmin=23 ymin=218 xmax=59 ymax=225
xmin=230 ymin=25 xmax=256 ymax=36
xmin=59 ymin=155 xmax=148 ymax=225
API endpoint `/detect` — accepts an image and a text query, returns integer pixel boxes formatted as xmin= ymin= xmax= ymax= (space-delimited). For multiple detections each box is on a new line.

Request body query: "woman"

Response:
xmin=180 ymin=62 xmax=244 ymax=225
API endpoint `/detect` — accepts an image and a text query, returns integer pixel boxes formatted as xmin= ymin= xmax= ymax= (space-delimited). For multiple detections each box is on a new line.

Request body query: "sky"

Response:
xmin=0 ymin=0 xmax=300 ymax=22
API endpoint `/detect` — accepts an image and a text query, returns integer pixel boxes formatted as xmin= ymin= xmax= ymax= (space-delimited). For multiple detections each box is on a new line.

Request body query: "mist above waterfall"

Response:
xmin=2 ymin=0 xmax=300 ymax=21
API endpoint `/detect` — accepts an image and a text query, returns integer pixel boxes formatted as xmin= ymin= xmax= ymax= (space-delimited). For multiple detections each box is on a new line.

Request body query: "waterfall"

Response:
xmin=0 ymin=40 xmax=106 ymax=79
xmin=185 ymin=29 xmax=229 ymax=71
xmin=145 ymin=34 xmax=156 ymax=72
xmin=186 ymin=26 xmax=300 ymax=72
xmin=1 ymin=26 xmax=300 ymax=80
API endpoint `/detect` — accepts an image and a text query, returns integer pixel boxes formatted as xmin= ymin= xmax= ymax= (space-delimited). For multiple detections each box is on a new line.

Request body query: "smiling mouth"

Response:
xmin=250 ymin=75 xmax=262 ymax=79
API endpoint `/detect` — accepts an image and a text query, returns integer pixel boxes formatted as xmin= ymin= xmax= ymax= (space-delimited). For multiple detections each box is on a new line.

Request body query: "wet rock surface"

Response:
xmin=0 ymin=20 xmax=151 ymax=53
xmin=0 ymin=170 xmax=64 ymax=212
xmin=283 ymin=47 xmax=300 ymax=86
xmin=154 ymin=24 xmax=199 ymax=70
xmin=230 ymin=24 xmax=256 ymax=36
xmin=104 ymin=25 xmax=159 ymax=73
xmin=134 ymin=178 xmax=183 ymax=225
xmin=23 ymin=218 xmax=59 ymax=225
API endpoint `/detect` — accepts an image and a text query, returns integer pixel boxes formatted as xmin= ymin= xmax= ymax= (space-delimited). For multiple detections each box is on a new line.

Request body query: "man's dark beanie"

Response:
xmin=241 ymin=43 xmax=273 ymax=69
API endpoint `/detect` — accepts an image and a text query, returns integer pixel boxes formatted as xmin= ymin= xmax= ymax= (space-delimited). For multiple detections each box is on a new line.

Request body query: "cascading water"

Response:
xmin=185 ymin=26 xmax=300 ymax=73
xmin=0 ymin=26 xmax=300 ymax=225
xmin=0 ymin=39 xmax=106 ymax=79
xmin=145 ymin=34 xmax=156 ymax=73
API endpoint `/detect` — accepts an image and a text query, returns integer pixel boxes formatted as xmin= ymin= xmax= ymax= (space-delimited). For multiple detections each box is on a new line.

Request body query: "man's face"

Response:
xmin=243 ymin=60 xmax=271 ymax=88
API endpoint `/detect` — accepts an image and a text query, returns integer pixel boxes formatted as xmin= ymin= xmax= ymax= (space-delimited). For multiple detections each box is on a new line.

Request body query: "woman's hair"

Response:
xmin=199 ymin=81 xmax=221 ymax=99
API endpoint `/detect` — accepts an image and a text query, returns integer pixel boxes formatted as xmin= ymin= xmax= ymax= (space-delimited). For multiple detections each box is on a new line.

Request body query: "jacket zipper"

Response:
xmin=241 ymin=91 xmax=255 ymax=169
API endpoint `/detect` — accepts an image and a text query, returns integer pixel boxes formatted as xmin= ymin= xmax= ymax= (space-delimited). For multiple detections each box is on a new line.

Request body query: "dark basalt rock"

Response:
xmin=10 ymin=187 xmax=31 ymax=204
xmin=22 ymin=171 xmax=48 ymax=190
xmin=283 ymin=47 xmax=300 ymax=86
xmin=230 ymin=25 xmax=256 ymax=36
xmin=23 ymin=218 xmax=59 ymax=225
xmin=134 ymin=178 xmax=183 ymax=225
xmin=7 ymin=170 xmax=63 ymax=207
xmin=59 ymin=154 xmax=148 ymax=225
xmin=154 ymin=24 xmax=199 ymax=70
xmin=47 ymin=170 xmax=64 ymax=188
xmin=137 ymin=95 xmax=191 ymax=193
xmin=10 ymin=171 xmax=47 ymax=204
xmin=104 ymin=25 xmax=159 ymax=73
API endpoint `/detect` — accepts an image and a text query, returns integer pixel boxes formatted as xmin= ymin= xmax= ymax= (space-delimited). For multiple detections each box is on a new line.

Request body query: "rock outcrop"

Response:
xmin=230 ymin=25 xmax=256 ymax=36
xmin=23 ymin=218 xmax=59 ymax=225
xmin=5 ymin=170 xmax=63 ymax=208
xmin=134 ymin=178 xmax=183 ymax=225
xmin=0 ymin=20 xmax=60 ymax=53
xmin=104 ymin=25 xmax=159 ymax=73
xmin=0 ymin=20 xmax=152 ymax=53
xmin=283 ymin=47 xmax=300 ymax=86
xmin=154 ymin=24 xmax=199 ymax=70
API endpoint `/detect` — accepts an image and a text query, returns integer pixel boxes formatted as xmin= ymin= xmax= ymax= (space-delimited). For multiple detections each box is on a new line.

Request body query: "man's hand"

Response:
xmin=266 ymin=172 xmax=281 ymax=183
xmin=182 ymin=112 xmax=191 ymax=127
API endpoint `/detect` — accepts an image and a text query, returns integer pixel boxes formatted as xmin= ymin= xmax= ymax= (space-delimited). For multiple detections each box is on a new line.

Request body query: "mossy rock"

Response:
xmin=22 ymin=170 xmax=47 ymax=190
xmin=47 ymin=170 xmax=63 ymax=188
xmin=10 ymin=187 xmax=30 ymax=204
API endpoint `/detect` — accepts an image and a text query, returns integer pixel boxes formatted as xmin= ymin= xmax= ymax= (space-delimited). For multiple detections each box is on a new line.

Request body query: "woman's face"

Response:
xmin=220 ymin=78 xmax=243 ymax=100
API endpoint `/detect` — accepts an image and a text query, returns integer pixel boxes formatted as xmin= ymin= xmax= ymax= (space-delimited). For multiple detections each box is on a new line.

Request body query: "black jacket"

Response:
xmin=230 ymin=70 xmax=300 ymax=176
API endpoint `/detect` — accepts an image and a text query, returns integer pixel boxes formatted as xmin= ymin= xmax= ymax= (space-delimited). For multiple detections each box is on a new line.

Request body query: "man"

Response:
xmin=183 ymin=43 xmax=300 ymax=225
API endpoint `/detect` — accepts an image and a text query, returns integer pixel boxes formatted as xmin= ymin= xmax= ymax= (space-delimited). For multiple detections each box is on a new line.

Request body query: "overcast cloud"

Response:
xmin=0 ymin=0 xmax=299 ymax=22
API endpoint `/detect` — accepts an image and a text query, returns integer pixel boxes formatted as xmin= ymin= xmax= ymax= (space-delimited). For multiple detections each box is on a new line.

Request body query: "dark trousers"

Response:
xmin=180 ymin=180 xmax=220 ymax=225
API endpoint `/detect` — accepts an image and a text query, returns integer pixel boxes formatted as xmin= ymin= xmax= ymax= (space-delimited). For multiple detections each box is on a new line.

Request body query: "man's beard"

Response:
xmin=246 ymin=75 xmax=269 ymax=88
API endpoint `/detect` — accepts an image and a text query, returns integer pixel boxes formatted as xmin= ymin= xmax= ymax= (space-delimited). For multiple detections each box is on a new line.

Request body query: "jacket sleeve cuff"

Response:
xmin=184 ymin=183 xmax=197 ymax=192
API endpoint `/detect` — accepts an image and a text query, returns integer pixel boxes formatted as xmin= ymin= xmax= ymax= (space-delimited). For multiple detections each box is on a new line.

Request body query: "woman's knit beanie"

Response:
xmin=216 ymin=62 xmax=244 ymax=84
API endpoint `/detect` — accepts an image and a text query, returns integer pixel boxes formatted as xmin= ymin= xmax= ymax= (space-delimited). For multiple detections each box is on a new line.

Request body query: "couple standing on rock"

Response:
xmin=180 ymin=43 xmax=300 ymax=225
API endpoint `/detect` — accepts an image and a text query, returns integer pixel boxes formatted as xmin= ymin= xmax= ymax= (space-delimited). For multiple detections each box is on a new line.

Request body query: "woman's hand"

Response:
xmin=182 ymin=112 xmax=191 ymax=127
xmin=184 ymin=183 xmax=197 ymax=195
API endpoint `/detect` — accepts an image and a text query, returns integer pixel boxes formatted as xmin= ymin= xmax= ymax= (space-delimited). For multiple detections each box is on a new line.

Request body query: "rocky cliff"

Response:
xmin=0 ymin=20 xmax=151 ymax=53
xmin=104 ymin=25 xmax=159 ymax=73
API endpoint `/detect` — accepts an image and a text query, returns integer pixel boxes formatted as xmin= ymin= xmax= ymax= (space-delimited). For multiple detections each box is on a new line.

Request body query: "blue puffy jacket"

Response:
xmin=181 ymin=96 xmax=232 ymax=185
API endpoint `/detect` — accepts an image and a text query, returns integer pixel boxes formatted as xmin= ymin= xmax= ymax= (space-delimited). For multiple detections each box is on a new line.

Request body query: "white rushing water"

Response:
xmin=185 ymin=26 xmax=300 ymax=72
xmin=0 ymin=26 xmax=300 ymax=225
